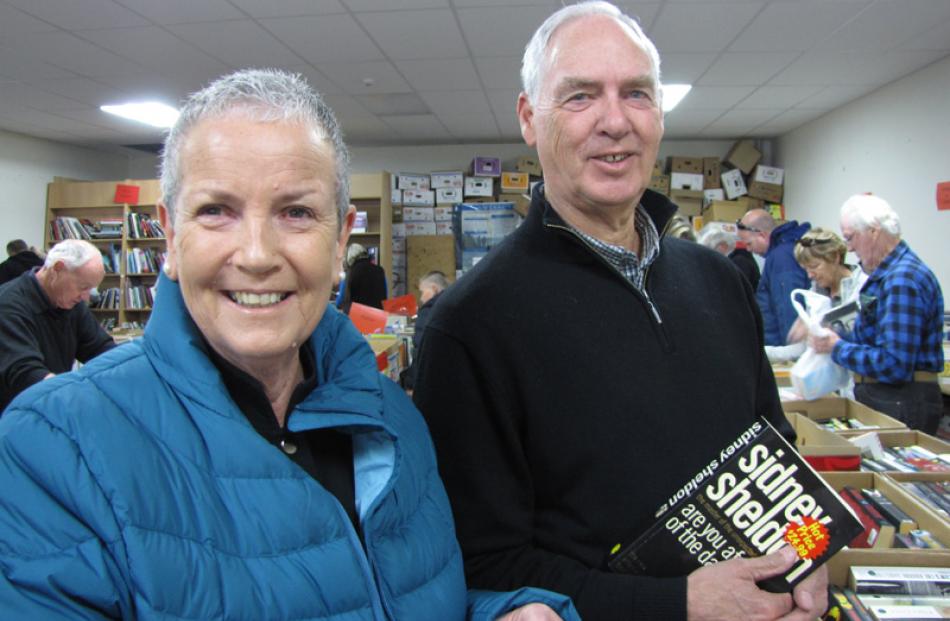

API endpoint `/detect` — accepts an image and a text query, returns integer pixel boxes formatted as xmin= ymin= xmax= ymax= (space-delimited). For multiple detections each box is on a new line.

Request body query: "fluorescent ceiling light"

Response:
xmin=100 ymin=102 xmax=180 ymax=128
xmin=662 ymin=84 xmax=692 ymax=112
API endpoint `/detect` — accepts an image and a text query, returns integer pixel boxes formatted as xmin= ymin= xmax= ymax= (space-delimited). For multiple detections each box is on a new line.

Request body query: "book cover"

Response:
xmin=851 ymin=567 xmax=950 ymax=597
xmin=607 ymin=418 xmax=864 ymax=593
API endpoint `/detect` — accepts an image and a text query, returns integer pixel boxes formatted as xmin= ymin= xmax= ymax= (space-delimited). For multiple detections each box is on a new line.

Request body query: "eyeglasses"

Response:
xmin=798 ymin=237 xmax=835 ymax=248
xmin=735 ymin=219 xmax=761 ymax=233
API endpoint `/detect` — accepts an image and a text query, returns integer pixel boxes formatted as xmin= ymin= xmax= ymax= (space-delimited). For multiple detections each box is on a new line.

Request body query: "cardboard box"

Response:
xmin=670 ymin=172 xmax=704 ymax=191
xmin=435 ymin=222 xmax=454 ymax=236
xmin=470 ymin=156 xmax=501 ymax=177
xmin=397 ymin=173 xmax=430 ymax=191
xmin=648 ymin=173 xmax=670 ymax=195
xmin=402 ymin=189 xmax=435 ymax=207
xmin=875 ymin=430 xmax=950 ymax=461
xmin=786 ymin=412 xmax=862 ymax=471
xmin=500 ymin=171 xmax=529 ymax=192
xmin=703 ymin=157 xmax=721 ymax=189
xmin=391 ymin=205 xmax=403 ymax=223
xmin=391 ymin=223 xmax=406 ymax=238
xmin=436 ymin=187 xmax=462 ymax=205
xmin=752 ymin=164 xmax=785 ymax=185
xmin=430 ymin=171 xmax=464 ymax=189
xmin=464 ymin=176 xmax=493 ymax=197
xmin=403 ymin=206 xmax=434 ymax=223
xmin=721 ymin=168 xmax=748 ymax=199
xmin=704 ymin=200 xmax=749 ymax=223
xmin=766 ymin=203 xmax=785 ymax=220
xmin=669 ymin=189 xmax=703 ymax=218
xmin=391 ymin=189 xmax=402 ymax=206
xmin=703 ymin=189 xmax=725 ymax=205
xmin=782 ymin=397 xmax=907 ymax=436
xmin=404 ymin=221 xmax=436 ymax=236
xmin=433 ymin=206 xmax=453 ymax=222
xmin=748 ymin=164 xmax=784 ymax=203
xmin=886 ymin=471 xmax=950 ymax=521
xmin=498 ymin=193 xmax=531 ymax=218
xmin=667 ymin=156 xmax=703 ymax=174
xmin=515 ymin=155 xmax=542 ymax=177
xmin=724 ymin=140 xmax=761 ymax=174
xmin=392 ymin=236 xmax=406 ymax=253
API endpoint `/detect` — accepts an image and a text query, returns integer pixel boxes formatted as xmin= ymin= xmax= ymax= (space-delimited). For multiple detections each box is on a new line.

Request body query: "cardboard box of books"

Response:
xmin=783 ymin=398 xmax=907 ymax=437
xmin=704 ymin=199 xmax=748 ymax=222
xmin=786 ymin=412 xmax=862 ymax=471
xmin=669 ymin=189 xmax=703 ymax=218
xmin=820 ymin=472 xmax=950 ymax=551
xmin=869 ymin=431 xmax=950 ymax=474
xmin=606 ymin=418 xmax=863 ymax=593
xmin=886 ymin=472 xmax=950 ymax=524
xmin=648 ymin=173 xmax=670 ymax=196
xmin=824 ymin=550 xmax=950 ymax=620
xmin=724 ymin=139 xmax=761 ymax=174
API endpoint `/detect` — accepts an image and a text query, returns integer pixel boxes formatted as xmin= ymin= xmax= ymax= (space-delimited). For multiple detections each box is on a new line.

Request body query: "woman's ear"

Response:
xmin=158 ymin=202 xmax=178 ymax=281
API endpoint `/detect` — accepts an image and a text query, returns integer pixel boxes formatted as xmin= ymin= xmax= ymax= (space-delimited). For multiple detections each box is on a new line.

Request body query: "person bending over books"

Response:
xmin=412 ymin=3 xmax=828 ymax=621
xmin=764 ymin=228 xmax=867 ymax=364
xmin=0 ymin=238 xmax=115 ymax=412
xmin=0 ymin=69 xmax=578 ymax=621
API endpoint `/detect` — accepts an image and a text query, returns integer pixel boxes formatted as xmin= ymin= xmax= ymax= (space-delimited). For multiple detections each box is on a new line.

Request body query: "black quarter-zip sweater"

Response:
xmin=414 ymin=184 xmax=792 ymax=621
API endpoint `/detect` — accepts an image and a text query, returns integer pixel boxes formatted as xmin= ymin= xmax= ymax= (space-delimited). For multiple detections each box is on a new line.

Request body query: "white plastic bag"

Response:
xmin=788 ymin=289 xmax=849 ymax=400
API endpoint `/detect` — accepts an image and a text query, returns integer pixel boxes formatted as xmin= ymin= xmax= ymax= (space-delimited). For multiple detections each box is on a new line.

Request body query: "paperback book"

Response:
xmin=607 ymin=417 xmax=864 ymax=593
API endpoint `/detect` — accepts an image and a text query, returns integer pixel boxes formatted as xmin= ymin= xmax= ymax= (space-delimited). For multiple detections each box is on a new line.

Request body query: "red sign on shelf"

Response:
xmin=114 ymin=183 xmax=140 ymax=204
xmin=937 ymin=181 xmax=950 ymax=211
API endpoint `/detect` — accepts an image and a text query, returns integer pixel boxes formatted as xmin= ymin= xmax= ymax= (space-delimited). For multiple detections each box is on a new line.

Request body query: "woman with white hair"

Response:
xmin=0 ymin=69 xmax=576 ymax=620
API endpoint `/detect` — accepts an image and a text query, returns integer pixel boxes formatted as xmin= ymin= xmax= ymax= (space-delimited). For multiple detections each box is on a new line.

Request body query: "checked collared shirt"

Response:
xmin=832 ymin=240 xmax=945 ymax=383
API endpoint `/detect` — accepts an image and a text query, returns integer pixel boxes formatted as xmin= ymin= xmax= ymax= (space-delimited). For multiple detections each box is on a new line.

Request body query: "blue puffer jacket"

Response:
xmin=756 ymin=220 xmax=811 ymax=345
xmin=0 ymin=276 xmax=577 ymax=620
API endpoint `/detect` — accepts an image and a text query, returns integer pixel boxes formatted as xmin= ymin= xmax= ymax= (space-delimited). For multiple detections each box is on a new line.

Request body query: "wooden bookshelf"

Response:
xmin=349 ymin=172 xmax=394 ymax=285
xmin=45 ymin=179 xmax=163 ymax=332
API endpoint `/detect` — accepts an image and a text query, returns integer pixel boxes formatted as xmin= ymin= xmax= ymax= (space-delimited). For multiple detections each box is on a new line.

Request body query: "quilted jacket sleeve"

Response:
xmin=0 ymin=407 xmax=131 ymax=619
xmin=467 ymin=587 xmax=580 ymax=620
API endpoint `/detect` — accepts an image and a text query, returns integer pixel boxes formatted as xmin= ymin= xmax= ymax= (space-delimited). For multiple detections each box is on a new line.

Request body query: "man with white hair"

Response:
xmin=414 ymin=2 xmax=825 ymax=620
xmin=811 ymin=194 xmax=944 ymax=433
xmin=0 ymin=238 xmax=115 ymax=411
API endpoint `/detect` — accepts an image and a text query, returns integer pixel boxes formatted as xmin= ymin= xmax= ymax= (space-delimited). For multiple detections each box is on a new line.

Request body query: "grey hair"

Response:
xmin=419 ymin=270 xmax=450 ymax=292
xmin=160 ymin=68 xmax=351 ymax=229
xmin=345 ymin=242 xmax=368 ymax=268
xmin=44 ymin=239 xmax=101 ymax=270
xmin=699 ymin=230 xmax=735 ymax=254
xmin=840 ymin=194 xmax=901 ymax=237
xmin=521 ymin=0 xmax=662 ymax=107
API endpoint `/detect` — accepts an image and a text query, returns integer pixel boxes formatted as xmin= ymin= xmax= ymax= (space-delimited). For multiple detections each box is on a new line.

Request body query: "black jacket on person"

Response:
xmin=0 ymin=271 xmax=115 ymax=412
xmin=0 ymin=251 xmax=44 ymax=285
xmin=343 ymin=257 xmax=387 ymax=312
xmin=413 ymin=184 xmax=791 ymax=621
xmin=402 ymin=291 xmax=441 ymax=390
xmin=729 ymin=246 xmax=761 ymax=291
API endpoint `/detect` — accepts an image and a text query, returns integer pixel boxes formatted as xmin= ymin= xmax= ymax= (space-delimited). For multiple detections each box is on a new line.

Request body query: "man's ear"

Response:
xmin=158 ymin=202 xmax=178 ymax=280
xmin=517 ymin=92 xmax=537 ymax=147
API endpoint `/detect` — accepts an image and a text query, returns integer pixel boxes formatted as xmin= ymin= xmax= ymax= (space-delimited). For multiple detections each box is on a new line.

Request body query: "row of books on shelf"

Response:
xmin=90 ymin=284 xmax=154 ymax=310
xmin=827 ymin=566 xmax=950 ymax=620
xmin=97 ymin=317 xmax=146 ymax=333
xmin=49 ymin=216 xmax=163 ymax=242
xmin=97 ymin=245 xmax=165 ymax=275
xmin=127 ymin=212 xmax=164 ymax=239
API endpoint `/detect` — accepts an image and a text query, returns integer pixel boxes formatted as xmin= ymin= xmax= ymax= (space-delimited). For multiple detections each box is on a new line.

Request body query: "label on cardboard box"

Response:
xmin=403 ymin=206 xmax=435 ymax=222
xmin=435 ymin=222 xmax=454 ymax=236
xmin=721 ymin=168 xmax=748 ymax=200
xmin=397 ymin=173 xmax=430 ymax=191
xmin=433 ymin=206 xmax=453 ymax=222
xmin=436 ymin=187 xmax=462 ymax=205
xmin=404 ymin=221 xmax=437 ymax=236
xmin=391 ymin=223 xmax=406 ymax=238
xmin=430 ymin=171 xmax=464 ymax=189
xmin=464 ymin=176 xmax=493 ymax=197
xmin=402 ymin=189 xmax=435 ymax=206
xmin=391 ymin=189 xmax=402 ymax=205
xmin=752 ymin=165 xmax=784 ymax=185
xmin=670 ymin=172 xmax=704 ymax=191
xmin=501 ymin=171 xmax=529 ymax=191
xmin=470 ymin=156 xmax=501 ymax=177
xmin=703 ymin=189 xmax=725 ymax=203
xmin=515 ymin=155 xmax=541 ymax=177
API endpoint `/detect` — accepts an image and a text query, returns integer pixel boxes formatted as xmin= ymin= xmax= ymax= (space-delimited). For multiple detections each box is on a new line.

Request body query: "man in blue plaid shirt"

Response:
xmin=811 ymin=194 xmax=944 ymax=433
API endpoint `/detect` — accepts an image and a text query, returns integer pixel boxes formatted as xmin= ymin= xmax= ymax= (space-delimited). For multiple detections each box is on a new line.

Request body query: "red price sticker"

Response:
xmin=783 ymin=516 xmax=829 ymax=560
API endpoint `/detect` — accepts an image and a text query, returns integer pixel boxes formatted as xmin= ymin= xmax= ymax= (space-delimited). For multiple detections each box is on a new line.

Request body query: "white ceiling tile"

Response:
xmin=454 ymin=0 xmax=552 ymax=5
xmin=734 ymin=85 xmax=824 ymax=109
xmin=458 ymin=6 xmax=554 ymax=57
xmin=0 ymin=49 xmax=77 ymax=80
xmin=729 ymin=1 xmax=869 ymax=52
xmin=0 ymin=83 xmax=87 ymax=112
xmin=94 ymin=74 xmax=188 ymax=105
xmin=770 ymin=50 xmax=947 ymax=86
xmin=651 ymin=3 xmax=764 ymax=53
xmin=316 ymin=61 xmax=411 ymax=94
xmin=169 ymin=20 xmax=303 ymax=67
xmin=897 ymin=20 xmax=950 ymax=52
xmin=420 ymin=91 xmax=491 ymax=117
xmin=698 ymin=52 xmax=800 ymax=86
xmin=674 ymin=85 xmax=755 ymax=110
xmin=285 ymin=66 xmax=347 ymax=96
xmin=26 ymin=78 xmax=134 ymax=108
xmin=261 ymin=14 xmax=384 ymax=64
xmin=357 ymin=9 xmax=468 ymax=60
xmin=339 ymin=116 xmax=401 ymax=147
xmin=658 ymin=53 xmax=718 ymax=84
xmin=439 ymin=114 xmax=500 ymax=140
xmin=485 ymin=89 xmax=520 ymax=119
xmin=496 ymin=113 xmax=523 ymax=140
xmin=112 ymin=0 xmax=244 ymax=24
xmin=353 ymin=93 xmax=431 ymax=116
xmin=79 ymin=27 xmax=230 ymax=81
xmin=2 ymin=0 xmax=149 ymax=30
xmin=0 ymin=3 xmax=59 ymax=36
xmin=0 ymin=106 xmax=106 ymax=135
xmin=750 ymin=108 xmax=824 ymax=137
xmin=662 ymin=108 xmax=725 ymax=137
xmin=1 ymin=32 xmax=144 ymax=78
xmin=815 ymin=0 xmax=950 ymax=53
xmin=474 ymin=57 xmax=522 ymax=90
xmin=321 ymin=95 xmax=375 ymax=120
xmin=345 ymin=0 xmax=449 ymax=9
xmin=380 ymin=114 xmax=451 ymax=140
xmin=701 ymin=108 xmax=781 ymax=138
xmin=227 ymin=0 xmax=346 ymax=18
xmin=623 ymin=3 xmax=662 ymax=31
xmin=397 ymin=59 xmax=481 ymax=92
xmin=792 ymin=84 xmax=877 ymax=110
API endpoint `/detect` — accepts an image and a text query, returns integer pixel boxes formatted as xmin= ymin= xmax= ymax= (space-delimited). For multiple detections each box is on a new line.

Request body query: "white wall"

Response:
xmin=0 ymin=129 xmax=129 ymax=250
xmin=776 ymin=55 xmax=950 ymax=293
